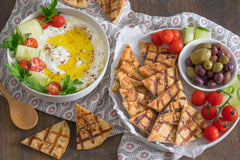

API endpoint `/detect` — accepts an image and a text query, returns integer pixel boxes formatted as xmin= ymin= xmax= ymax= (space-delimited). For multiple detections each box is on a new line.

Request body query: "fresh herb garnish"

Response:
xmin=59 ymin=75 xmax=83 ymax=95
xmin=5 ymin=62 xmax=31 ymax=82
xmin=0 ymin=31 xmax=24 ymax=51
xmin=24 ymin=77 xmax=49 ymax=94
xmin=39 ymin=0 xmax=58 ymax=23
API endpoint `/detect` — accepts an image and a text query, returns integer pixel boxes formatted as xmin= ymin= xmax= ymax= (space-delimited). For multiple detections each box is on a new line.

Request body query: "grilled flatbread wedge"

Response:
xmin=96 ymin=0 xmax=125 ymax=23
xmin=129 ymin=109 xmax=157 ymax=133
xmin=63 ymin=0 xmax=88 ymax=8
xmin=140 ymin=41 xmax=178 ymax=66
xmin=76 ymin=104 xmax=113 ymax=150
xmin=175 ymin=105 xmax=207 ymax=146
xmin=148 ymin=80 xmax=183 ymax=112
xmin=139 ymin=62 xmax=170 ymax=77
xmin=158 ymin=91 xmax=190 ymax=125
xmin=20 ymin=121 xmax=70 ymax=159
xmin=122 ymin=100 xmax=150 ymax=117
xmin=148 ymin=122 xmax=177 ymax=143
xmin=142 ymin=67 xmax=178 ymax=97
xmin=120 ymin=89 xmax=151 ymax=102
xmin=118 ymin=71 xmax=148 ymax=94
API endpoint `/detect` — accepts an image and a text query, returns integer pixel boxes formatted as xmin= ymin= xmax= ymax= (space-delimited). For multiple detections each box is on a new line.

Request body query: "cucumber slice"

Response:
xmin=15 ymin=45 xmax=40 ymax=61
xmin=29 ymin=71 xmax=51 ymax=87
xmin=194 ymin=27 xmax=210 ymax=39
xmin=16 ymin=19 xmax=43 ymax=40
xmin=183 ymin=26 xmax=195 ymax=45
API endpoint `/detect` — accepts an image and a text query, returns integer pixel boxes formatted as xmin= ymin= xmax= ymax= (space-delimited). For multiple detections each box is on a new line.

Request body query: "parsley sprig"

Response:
xmin=59 ymin=75 xmax=83 ymax=95
xmin=0 ymin=31 xmax=24 ymax=51
xmin=5 ymin=62 xmax=31 ymax=82
xmin=39 ymin=0 xmax=58 ymax=23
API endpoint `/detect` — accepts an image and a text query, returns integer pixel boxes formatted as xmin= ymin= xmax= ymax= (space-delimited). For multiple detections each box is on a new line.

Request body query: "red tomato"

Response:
xmin=171 ymin=29 xmax=180 ymax=40
xmin=204 ymin=126 xmax=219 ymax=141
xmin=151 ymin=32 xmax=163 ymax=46
xmin=48 ymin=81 xmax=62 ymax=95
xmin=37 ymin=15 xmax=49 ymax=29
xmin=159 ymin=29 xmax=174 ymax=43
xmin=18 ymin=60 xmax=30 ymax=70
xmin=207 ymin=91 xmax=223 ymax=106
xmin=50 ymin=15 xmax=65 ymax=28
xmin=222 ymin=105 xmax=238 ymax=121
xmin=212 ymin=117 xmax=229 ymax=132
xmin=201 ymin=105 xmax=218 ymax=120
xmin=23 ymin=38 xmax=38 ymax=48
xmin=169 ymin=39 xmax=184 ymax=54
xmin=30 ymin=57 xmax=45 ymax=72
xmin=191 ymin=90 xmax=207 ymax=106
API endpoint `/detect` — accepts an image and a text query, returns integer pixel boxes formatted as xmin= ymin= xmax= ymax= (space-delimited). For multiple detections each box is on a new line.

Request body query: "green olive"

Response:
xmin=193 ymin=43 xmax=212 ymax=52
xmin=219 ymin=55 xmax=230 ymax=64
xmin=212 ymin=62 xmax=223 ymax=73
xmin=186 ymin=67 xmax=197 ymax=79
xmin=191 ymin=48 xmax=212 ymax=65
xmin=203 ymin=60 xmax=213 ymax=70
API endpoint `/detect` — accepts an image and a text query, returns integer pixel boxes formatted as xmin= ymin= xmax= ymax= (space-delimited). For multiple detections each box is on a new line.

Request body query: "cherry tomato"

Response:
xmin=18 ymin=60 xmax=30 ymax=70
xmin=160 ymin=29 xmax=174 ymax=43
xmin=207 ymin=91 xmax=223 ymax=106
xmin=171 ymin=29 xmax=180 ymax=40
xmin=37 ymin=15 xmax=49 ymax=29
xmin=169 ymin=39 xmax=184 ymax=54
xmin=50 ymin=15 xmax=65 ymax=28
xmin=23 ymin=38 xmax=38 ymax=48
xmin=48 ymin=81 xmax=62 ymax=95
xmin=204 ymin=126 xmax=219 ymax=141
xmin=222 ymin=105 xmax=238 ymax=121
xmin=201 ymin=105 xmax=218 ymax=120
xmin=191 ymin=90 xmax=207 ymax=106
xmin=30 ymin=57 xmax=45 ymax=72
xmin=151 ymin=32 xmax=163 ymax=46
xmin=212 ymin=117 xmax=229 ymax=132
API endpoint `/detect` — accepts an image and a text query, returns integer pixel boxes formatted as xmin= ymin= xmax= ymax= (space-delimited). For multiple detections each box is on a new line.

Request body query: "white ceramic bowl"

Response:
xmin=7 ymin=9 xmax=110 ymax=102
xmin=178 ymin=38 xmax=238 ymax=92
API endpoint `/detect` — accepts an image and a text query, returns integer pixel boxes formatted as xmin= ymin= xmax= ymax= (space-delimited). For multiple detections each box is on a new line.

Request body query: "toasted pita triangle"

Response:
xmin=76 ymin=104 xmax=113 ymax=150
xmin=129 ymin=109 xmax=157 ymax=133
xmin=96 ymin=0 xmax=125 ymax=23
xmin=139 ymin=62 xmax=170 ymax=77
xmin=120 ymin=89 xmax=151 ymax=102
xmin=122 ymin=100 xmax=150 ymax=117
xmin=140 ymin=41 xmax=178 ymax=66
xmin=175 ymin=105 xmax=207 ymax=146
xmin=142 ymin=67 xmax=178 ymax=97
xmin=158 ymin=91 xmax=190 ymax=125
xmin=148 ymin=122 xmax=177 ymax=144
xmin=147 ymin=80 xmax=183 ymax=112
xmin=63 ymin=0 xmax=88 ymax=8
xmin=20 ymin=121 xmax=70 ymax=159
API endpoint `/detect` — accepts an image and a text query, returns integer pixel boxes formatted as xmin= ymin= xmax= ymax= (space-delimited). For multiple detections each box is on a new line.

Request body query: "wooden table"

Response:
xmin=0 ymin=0 xmax=239 ymax=159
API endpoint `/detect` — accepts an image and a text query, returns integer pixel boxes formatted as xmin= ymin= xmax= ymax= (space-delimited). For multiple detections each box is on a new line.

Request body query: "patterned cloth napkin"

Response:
xmin=0 ymin=0 xmax=239 ymax=159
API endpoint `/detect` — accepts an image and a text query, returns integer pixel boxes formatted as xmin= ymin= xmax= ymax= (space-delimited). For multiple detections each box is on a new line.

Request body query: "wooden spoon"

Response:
xmin=0 ymin=82 xmax=38 ymax=130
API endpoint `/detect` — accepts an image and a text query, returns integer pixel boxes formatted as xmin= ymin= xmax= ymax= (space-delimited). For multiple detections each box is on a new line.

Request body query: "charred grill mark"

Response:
xmin=48 ymin=126 xmax=64 ymax=155
xmin=44 ymin=127 xmax=52 ymax=141
xmin=164 ymin=69 xmax=168 ymax=91
xmin=154 ymin=53 xmax=160 ymax=63
xmin=173 ymin=67 xmax=177 ymax=82
xmin=27 ymin=135 xmax=36 ymax=146
xmin=143 ymin=44 xmax=149 ymax=60
xmin=166 ymin=126 xmax=176 ymax=142
xmin=154 ymin=77 xmax=158 ymax=96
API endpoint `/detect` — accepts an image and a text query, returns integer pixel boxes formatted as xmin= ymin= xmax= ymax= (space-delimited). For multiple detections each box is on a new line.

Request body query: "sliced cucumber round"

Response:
xmin=29 ymin=71 xmax=51 ymax=87
xmin=15 ymin=45 xmax=40 ymax=61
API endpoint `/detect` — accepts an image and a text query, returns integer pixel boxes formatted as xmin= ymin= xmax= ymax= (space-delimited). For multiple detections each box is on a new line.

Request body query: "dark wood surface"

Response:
xmin=0 ymin=0 xmax=239 ymax=160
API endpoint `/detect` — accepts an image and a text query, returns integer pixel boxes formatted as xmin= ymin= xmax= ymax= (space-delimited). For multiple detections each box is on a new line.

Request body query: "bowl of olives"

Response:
xmin=178 ymin=38 xmax=238 ymax=91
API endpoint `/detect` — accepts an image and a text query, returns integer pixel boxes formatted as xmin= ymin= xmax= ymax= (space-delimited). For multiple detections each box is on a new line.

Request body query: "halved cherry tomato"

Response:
xmin=18 ymin=60 xmax=30 ymax=70
xmin=201 ymin=104 xmax=217 ymax=120
xmin=222 ymin=105 xmax=238 ymax=121
xmin=50 ymin=15 xmax=65 ymax=28
xmin=151 ymin=32 xmax=163 ymax=46
xmin=169 ymin=39 xmax=184 ymax=54
xmin=30 ymin=57 xmax=45 ymax=72
xmin=207 ymin=91 xmax=223 ymax=106
xmin=159 ymin=29 xmax=174 ymax=43
xmin=48 ymin=81 xmax=62 ymax=95
xmin=171 ymin=29 xmax=180 ymax=40
xmin=37 ymin=15 xmax=49 ymax=29
xmin=191 ymin=90 xmax=207 ymax=106
xmin=212 ymin=117 xmax=229 ymax=132
xmin=23 ymin=38 xmax=38 ymax=48
xmin=204 ymin=126 xmax=219 ymax=141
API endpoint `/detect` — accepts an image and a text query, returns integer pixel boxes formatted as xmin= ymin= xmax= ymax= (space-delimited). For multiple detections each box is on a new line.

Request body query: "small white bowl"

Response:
xmin=7 ymin=9 xmax=110 ymax=102
xmin=178 ymin=38 xmax=238 ymax=92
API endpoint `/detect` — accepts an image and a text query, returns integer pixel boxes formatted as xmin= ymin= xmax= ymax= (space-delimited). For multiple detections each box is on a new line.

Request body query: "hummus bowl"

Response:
xmin=7 ymin=9 xmax=110 ymax=102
